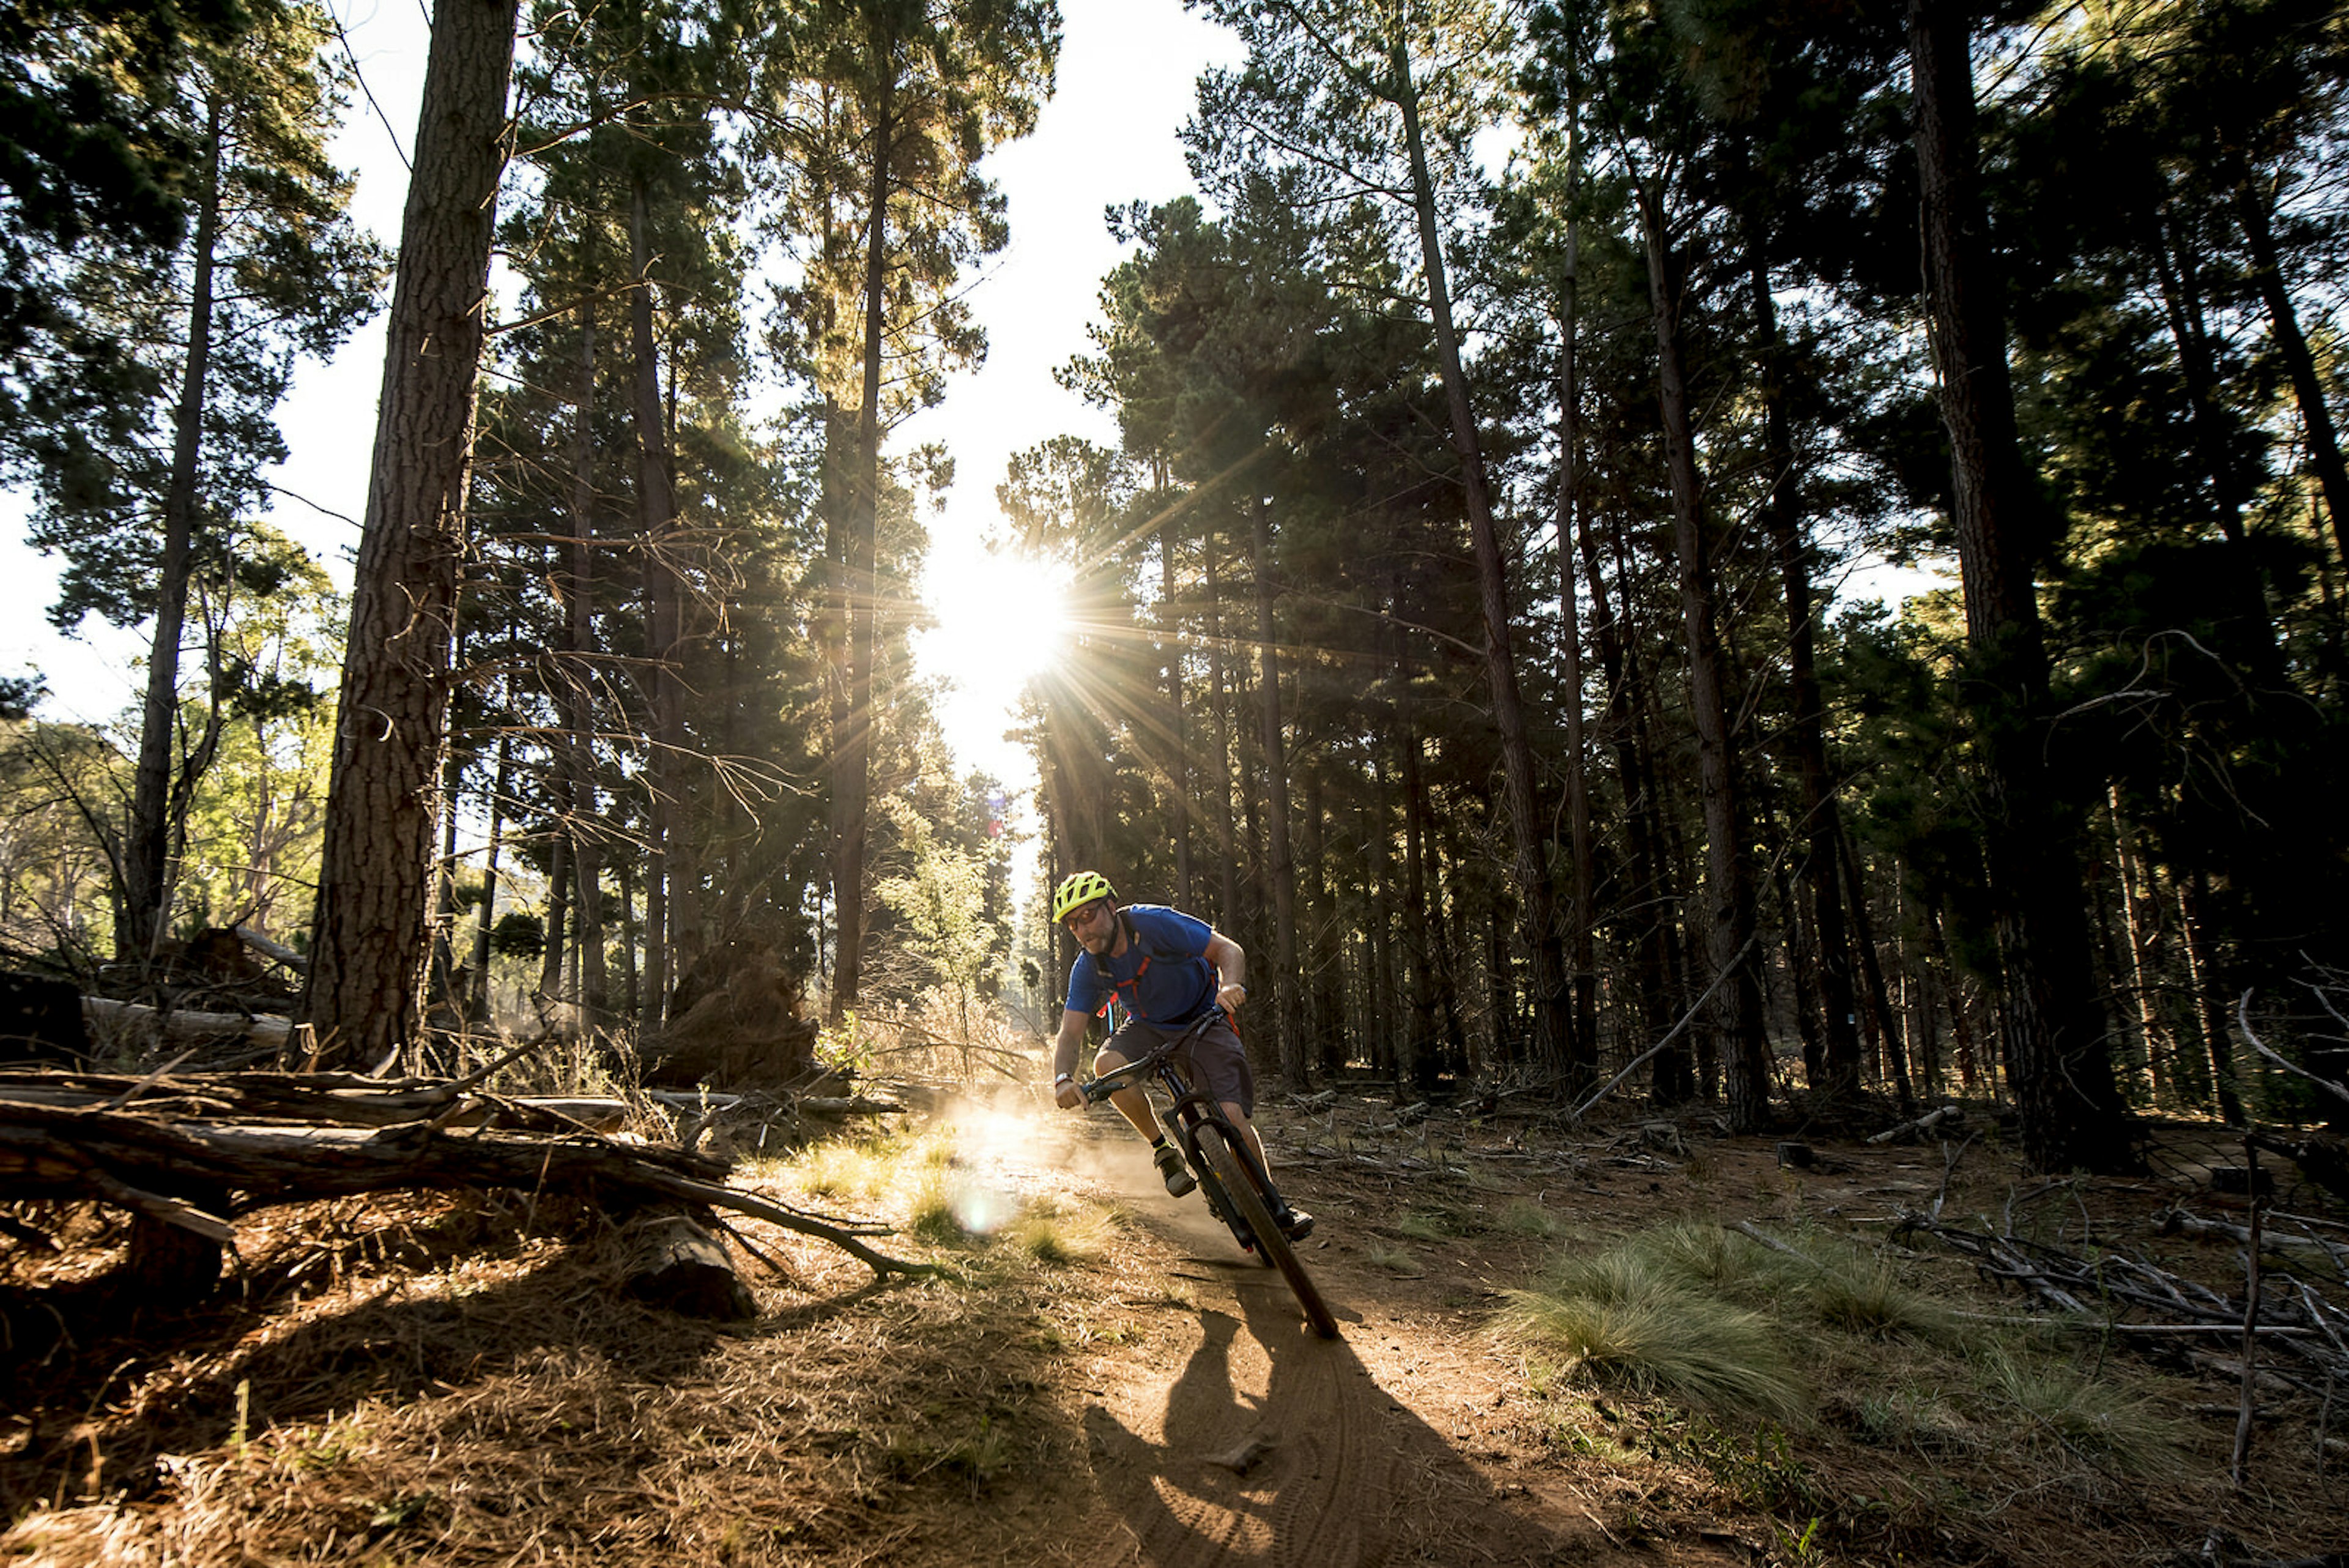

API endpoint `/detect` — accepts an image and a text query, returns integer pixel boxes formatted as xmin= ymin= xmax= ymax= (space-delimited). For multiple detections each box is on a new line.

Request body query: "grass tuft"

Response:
xmin=1497 ymin=1200 xmax=1564 ymax=1239
xmin=1003 ymin=1197 xmax=1112 ymax=1265
xmin=1496 ymin=1243 xmax=1809 ymax=1424
xmin=1975 ymin=1345 xmax=2192 ymax=1476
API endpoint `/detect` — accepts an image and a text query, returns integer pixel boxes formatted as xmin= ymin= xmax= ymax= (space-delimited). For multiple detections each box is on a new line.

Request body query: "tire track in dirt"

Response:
xmin=1036 ymin=1115 xmax=1628 ymax=1567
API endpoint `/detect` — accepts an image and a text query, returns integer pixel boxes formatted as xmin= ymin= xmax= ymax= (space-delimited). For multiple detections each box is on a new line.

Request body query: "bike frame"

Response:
xmin=1078 ymin=1012 xmax=1267 ymax=1252
xmin=1077 ymin=1009 xmax=1341 ymax=1339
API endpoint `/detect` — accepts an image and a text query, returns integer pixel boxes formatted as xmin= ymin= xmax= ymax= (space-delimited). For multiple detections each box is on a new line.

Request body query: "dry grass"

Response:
xmin=0 ymin=1109 xmax=1146 ymax=1567
xmin=4 ymin=1095 xmax=2344 ymax=1568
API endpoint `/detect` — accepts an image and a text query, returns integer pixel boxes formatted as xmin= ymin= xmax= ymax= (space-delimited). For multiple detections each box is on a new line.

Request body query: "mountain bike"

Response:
xmin=1080 ymin=1013 xmax=1341 ymax=1340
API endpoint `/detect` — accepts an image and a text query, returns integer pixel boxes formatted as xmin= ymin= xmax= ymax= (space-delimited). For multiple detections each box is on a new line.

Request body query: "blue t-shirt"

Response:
xmin=1064 ymin=904 xmax=1219 ymax=1026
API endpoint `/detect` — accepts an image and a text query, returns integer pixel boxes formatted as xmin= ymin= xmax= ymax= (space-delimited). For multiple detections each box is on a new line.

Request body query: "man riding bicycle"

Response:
xmin=1047 ymin=871 xmax=1313 ymax=1242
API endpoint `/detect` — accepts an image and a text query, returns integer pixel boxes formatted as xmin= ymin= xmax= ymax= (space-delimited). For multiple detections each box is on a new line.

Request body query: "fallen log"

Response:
xmin=622 ymin=1208 xmax=757 ymax=1321
xmin=0 ymin=1093 xmax=937 ymax=1301
xmin=1866 ymin=1104 xmax=1964 ymax=1145
xmin=2154 ymin=1205 xmax=2349 ymax=1270
xmin=233 ymin=924 xmax=308 ymax=973
xmin=0 ymin=1069 xmax=630 ymax=1133
xmin=81 ymin=996 xmax=291 ymax=1051
xmin=796 ymin=1095 xmax=907 ymax=1117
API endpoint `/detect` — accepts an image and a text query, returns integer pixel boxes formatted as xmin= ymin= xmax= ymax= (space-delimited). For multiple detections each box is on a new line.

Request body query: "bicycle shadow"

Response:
xmin=1078 ymin=1274 xmax=1590 ymax=1568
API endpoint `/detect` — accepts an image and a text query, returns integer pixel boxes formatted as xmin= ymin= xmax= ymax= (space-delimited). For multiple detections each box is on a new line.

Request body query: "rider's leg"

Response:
xmin=1223 ymin=1099 xmax=1312 ymax=1239
xmin=1095 ymin=1043 xmax=1195 ymax=1197
xmin=1091 ymin=1050 xmax=1160 ymax=1140
xmin=1223 ymin=1101 xmax=1269 ymax=1173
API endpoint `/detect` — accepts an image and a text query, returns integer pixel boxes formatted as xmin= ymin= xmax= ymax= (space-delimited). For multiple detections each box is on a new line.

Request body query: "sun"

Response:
xmin=914 ymin=542 xmax=1074 ymax=773
xmin=921 ymin=544 xmax=1074 ymax=683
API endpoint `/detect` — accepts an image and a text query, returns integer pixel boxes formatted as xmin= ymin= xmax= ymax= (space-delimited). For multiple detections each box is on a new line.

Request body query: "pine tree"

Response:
xmin=305 ymin=0 xmax=520 ymax=1071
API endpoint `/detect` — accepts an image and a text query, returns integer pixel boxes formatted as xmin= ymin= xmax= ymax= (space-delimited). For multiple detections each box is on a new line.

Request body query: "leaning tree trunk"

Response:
xmin=124 ymin=93 xmax=223 ymax=965
xmin=305 ymin=0 xmax=519 ymax=1072
xmin=1392 ymin=42 xmax=1567 ymax=1066
xmin=2234 ymin=178 xmax=2349 ymax=568
xmin=1640 ymin=184 xmax=1772 ymax=1134
xmin=1910 ymin=0 xmax=2129 ymax=1172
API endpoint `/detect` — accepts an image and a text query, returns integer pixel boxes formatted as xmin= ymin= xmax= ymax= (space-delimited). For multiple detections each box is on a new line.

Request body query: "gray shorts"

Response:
xmin=1100 ymin=1012 xmax=1256 ymax=1119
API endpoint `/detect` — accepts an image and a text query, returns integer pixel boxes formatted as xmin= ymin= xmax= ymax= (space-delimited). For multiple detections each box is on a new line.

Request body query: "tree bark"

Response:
xmin=1749 ymin=245 xmax=1863 ymax=1105
xmin=1248 ymin=497 xmax=1303 ymax=1080
xmin=125 ymin=92 xmax=223 ymax=965
xmin=631 ymin=174 xmax=695 ymax=1019
xmin=1555 ymin=277 xmax=1598 ymax=1087
xmin=1391 ymin=38 xmax=1567 ymax=1066
xmin=1162 ymin=509 xmax=1192 ymax=908
xmin=1640 ymin=183 xmax=1771 ymax=1132
xmin=1910 ymin=0 xmax=2129 ymax=1170
xmin=829 ymin=48 xmax=895 ymax=1024
xmin=565 ymin=293 xmax=608 ymax=1025
xmin=305 ymin=0 xmax=519 ymax=1072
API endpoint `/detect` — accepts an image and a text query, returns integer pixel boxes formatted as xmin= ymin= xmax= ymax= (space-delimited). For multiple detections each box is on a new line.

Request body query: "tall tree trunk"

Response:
xmin=1162 ymin=511 xmax=1192 ymax=908
xmin=1589 ymin=499 xmax=1681 ymax=1097
xmin=537 ymin=831 xmax=570 ymax=1003
xmin=1555 ymin=282 xmax=1598 ymax=1087
xmin=565 ymin=294 xmax=607 ymax=1027
xmin=1205 ymin=546 xmax=1242 ymax=932
xmin=2177 ymin=865 xmax=2242 ymax=1124
xmin=1838 ymin=827 xmax=1913 ymax=1109
xmin=1302 ymin=762 xmax=1340 ymax=1073
xmin=1749 ymin=245 xmax=1865 ymax=1105
xmin=125 ymin=93 xmax=223 ymax=964
xmin=1639 ymin=184 xmax=1771 ymax=1133
xmin=305 ymin=0 xmax=519 ymax=1072
xmin=1910 ymin=0 xmax=2129 ymax=1170
xmin=1249 ymin=497 xmax=1302 ymax=1079
xmin=1390 ymin=39 xmax=1567 ymax=1065
xmin=467 ymin=720 xmax=512 ymax=1027
xmin=2109 ymin=784 xmax=2168 ymax=1105
xmin=630 ymin=174 xmax=694 ymax=1020
xmin=829 ymin=53 xmax=895 ymax=1023
xmin=1400 ymin=716 xmax=1433 ymax=1092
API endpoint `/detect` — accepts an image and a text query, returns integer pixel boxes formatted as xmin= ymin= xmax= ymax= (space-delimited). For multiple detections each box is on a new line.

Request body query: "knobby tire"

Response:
xmin=1195 ymin=1127 xmax=1340 ymax=1340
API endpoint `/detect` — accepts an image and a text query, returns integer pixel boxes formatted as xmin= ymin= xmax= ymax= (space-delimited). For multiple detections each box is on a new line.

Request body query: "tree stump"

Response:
xmin=121 ymin=1184 xmax=231 ymax=1307
xmin=620 ymin=1209 xmax=755 ymax=1320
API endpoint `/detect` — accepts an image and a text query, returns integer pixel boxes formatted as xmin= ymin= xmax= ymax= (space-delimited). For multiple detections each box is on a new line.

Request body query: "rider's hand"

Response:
xmin=1218 ymin=982 xmax=1247 ymax=1012
xmin=1055 ymin=1078 xmax=1083 ymax=1110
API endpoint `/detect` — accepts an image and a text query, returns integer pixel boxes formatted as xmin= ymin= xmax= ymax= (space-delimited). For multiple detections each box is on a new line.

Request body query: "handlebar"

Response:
xmin=1072 ymin=1009 xmax=1225 ymax=1104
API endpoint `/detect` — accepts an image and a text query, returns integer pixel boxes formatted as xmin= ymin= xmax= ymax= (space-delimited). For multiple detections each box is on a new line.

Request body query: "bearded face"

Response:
xmin=1065 ymin=899 xmax=1116 ymax=956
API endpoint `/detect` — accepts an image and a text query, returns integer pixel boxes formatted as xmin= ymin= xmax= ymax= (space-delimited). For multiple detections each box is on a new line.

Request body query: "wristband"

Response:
xmin=1054 ymin=1072 xmax=1073 ymax=1085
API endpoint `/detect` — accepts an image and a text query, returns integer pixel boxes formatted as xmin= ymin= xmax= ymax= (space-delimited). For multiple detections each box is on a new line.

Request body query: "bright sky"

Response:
xmin=0 ymin=0 xmax=1241 ymax=796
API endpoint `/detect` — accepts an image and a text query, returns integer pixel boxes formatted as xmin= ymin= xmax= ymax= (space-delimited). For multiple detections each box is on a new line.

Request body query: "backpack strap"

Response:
xmin=1088 ymin=909 xmax=1197 ymax=1006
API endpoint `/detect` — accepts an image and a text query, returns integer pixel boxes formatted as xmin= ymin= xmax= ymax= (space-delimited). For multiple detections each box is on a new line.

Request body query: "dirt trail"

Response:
xmin=1022 ymin=1115 xmax=1734 ymax=1568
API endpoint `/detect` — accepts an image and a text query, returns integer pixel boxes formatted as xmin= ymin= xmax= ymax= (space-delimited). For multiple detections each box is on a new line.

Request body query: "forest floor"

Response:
xmin=3 ymin=1076 xmax=2347 ymax=1567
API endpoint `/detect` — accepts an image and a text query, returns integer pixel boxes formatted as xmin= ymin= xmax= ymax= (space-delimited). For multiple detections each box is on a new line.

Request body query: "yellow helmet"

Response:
xmin=1052 ymin=870 xmax=1116 ymax=924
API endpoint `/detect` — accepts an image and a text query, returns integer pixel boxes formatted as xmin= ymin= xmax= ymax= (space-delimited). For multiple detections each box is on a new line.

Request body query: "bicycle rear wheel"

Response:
xmin=1195 ymin=1127 xmax=1340 ymax=1340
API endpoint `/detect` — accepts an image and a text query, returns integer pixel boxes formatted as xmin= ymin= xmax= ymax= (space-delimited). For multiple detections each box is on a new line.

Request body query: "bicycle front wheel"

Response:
xmin=1195 ymin=1127 xmax=1340 ymax=1340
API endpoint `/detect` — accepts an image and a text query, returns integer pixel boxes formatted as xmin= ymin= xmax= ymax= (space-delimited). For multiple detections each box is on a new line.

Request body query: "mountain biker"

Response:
xmin=1047 ymin=870 xmax=1313 ymax=1242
